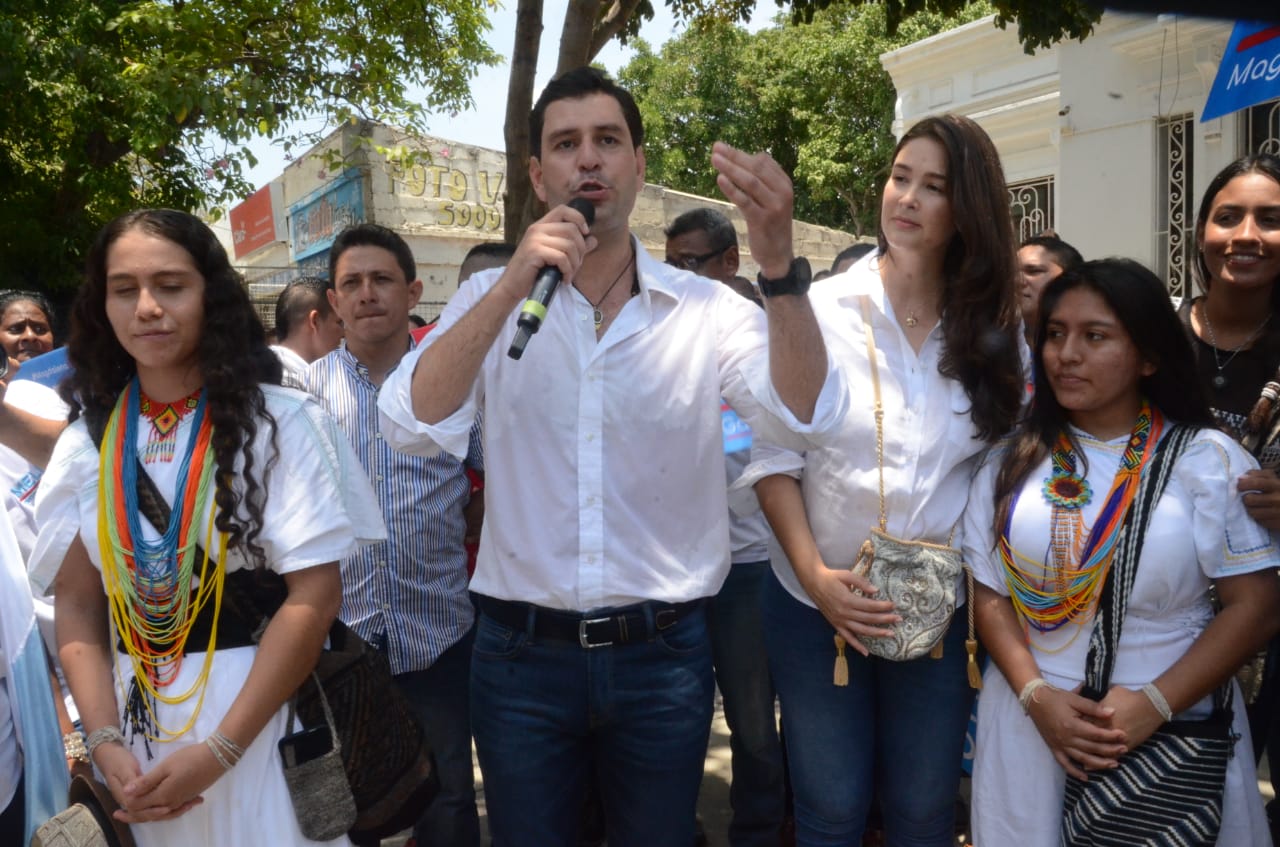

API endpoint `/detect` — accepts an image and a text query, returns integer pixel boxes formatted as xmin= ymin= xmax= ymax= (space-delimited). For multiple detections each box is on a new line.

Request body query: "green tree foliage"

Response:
xmin=619 ymin=3 xmax=995 ymax=236
xmin=0 ymin=0 xmax=496 ymax=291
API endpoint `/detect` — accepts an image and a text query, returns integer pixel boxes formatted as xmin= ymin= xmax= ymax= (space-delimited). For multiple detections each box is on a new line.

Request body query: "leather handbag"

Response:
xmin=833 ymin=298 xmax=981 ymax=682
xmin=1059 ymin=424 xmax=1233 ymax=847
xmin=130 ymin=462 xmax=438 ymax=843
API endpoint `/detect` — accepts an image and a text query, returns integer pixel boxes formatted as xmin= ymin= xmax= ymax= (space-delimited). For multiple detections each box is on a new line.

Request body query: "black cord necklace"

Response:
xmin=579 ymin=247 xmax=636 ymax=330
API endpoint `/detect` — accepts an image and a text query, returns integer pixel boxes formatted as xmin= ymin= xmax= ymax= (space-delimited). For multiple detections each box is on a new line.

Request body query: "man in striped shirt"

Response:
xmin=302 ymin=223 xmax=482 ymax=847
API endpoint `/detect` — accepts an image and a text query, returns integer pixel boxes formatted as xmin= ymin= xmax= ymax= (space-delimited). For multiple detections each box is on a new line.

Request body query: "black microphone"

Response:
xmin=507 ymin=198 xmax=596 ymax=360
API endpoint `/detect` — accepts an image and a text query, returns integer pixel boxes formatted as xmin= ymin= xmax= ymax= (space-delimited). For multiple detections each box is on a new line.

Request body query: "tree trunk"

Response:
xmin=503 ymin=0 xmax=545 ymax=244
xmin=557 ymin=0 xmax=603 ymax=73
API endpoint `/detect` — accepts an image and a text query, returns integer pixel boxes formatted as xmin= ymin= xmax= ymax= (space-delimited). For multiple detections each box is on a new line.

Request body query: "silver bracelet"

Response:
xmin=1018 ymin=678 xmax=1055 ymax=714
xmin=86 ymin=725 xmax=125 ymax=758
xmin=63 ymin=731 xmax=89 ymax=763
xmin=206 ymin=731 xmax=245 ymax=771
xmin=1142 ymin=682 xmax=1174 ymax=722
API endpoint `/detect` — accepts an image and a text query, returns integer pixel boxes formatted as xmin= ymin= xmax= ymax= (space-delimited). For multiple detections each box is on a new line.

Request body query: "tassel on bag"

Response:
xmin=833 ymin=635 xmax=849 ymax=686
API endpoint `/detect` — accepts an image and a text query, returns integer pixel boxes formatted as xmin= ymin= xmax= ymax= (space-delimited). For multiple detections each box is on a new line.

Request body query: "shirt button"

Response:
xmin=377 ymin=560 xmax=387 ymax=568
xmin=376 ymin=432 xmax=383 ymax=440
xmin=376 ymin=474 xmax=384 ymax=481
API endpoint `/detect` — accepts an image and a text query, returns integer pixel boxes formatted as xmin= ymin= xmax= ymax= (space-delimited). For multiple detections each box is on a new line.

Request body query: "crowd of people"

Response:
xmin=0 ymin=64 xmax=1278 ymax=847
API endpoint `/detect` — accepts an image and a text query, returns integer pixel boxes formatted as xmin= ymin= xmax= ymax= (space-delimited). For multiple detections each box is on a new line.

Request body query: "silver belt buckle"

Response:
xmin=578 ymin=616 xmax=613 ymax=648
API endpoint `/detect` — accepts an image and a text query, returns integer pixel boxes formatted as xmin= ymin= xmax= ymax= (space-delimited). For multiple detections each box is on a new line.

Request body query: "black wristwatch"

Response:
xmin=757 ymin=257 xmax=812 ymax=298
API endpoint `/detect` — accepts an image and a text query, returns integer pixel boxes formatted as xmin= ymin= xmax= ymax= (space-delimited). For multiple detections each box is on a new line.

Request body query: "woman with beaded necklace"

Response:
xmin=28 ymin=209 xmax=382 ymax=846
xmin=964 ymin=258 xmax=1280 ymax=846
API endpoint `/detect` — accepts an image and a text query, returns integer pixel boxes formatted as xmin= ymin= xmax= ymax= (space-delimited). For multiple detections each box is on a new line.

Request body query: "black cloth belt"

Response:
xmin=478 ymin=595 xmax=705 ymax=648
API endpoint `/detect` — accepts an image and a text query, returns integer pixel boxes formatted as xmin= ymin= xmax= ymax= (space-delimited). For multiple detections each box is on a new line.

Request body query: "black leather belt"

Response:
xmin=478 ymin=595 xmax=705 ymax=648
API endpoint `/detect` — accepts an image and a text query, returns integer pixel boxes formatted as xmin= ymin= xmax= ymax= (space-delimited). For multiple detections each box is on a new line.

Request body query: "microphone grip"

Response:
xmin=508 ymin=325 xmax=533 ymax=360
xmin=507 ymin=265 xmax=563 ymax=360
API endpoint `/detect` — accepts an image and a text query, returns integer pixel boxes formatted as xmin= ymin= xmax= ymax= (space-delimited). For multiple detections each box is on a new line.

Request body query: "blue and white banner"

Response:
xmin=1202 ymin=22 xmax=1280 ymax=122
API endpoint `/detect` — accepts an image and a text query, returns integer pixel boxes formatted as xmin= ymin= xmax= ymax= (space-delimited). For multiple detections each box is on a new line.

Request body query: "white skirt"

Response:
xmin=970 ymin=663 xmax=1271 ymax=847
xmin=107 ymin=645 xmax=351 ymax=847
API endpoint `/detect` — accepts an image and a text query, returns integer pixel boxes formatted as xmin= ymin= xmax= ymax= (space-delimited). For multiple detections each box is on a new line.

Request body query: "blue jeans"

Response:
xmin=709 ymin=561 xmax=786 ymax=847
xmin=470 ymin=601 xmax=715 ymax=847
xmin=763 ymin=571 xmax=973 ymax=847
xmin=392 ymin=628 xmax=480 ymax=847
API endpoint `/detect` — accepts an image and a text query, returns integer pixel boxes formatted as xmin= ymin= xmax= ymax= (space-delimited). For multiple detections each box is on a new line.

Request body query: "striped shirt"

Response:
xmin=303 ymin=341 xmax=481 ymax=674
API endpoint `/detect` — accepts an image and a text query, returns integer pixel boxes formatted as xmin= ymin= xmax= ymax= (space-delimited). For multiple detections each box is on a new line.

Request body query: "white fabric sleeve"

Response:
xmin=378 ymin=271 xmax=498 ymax=461
xmin=962 ymin=445 xmax=1010 ymax=595
xmin=727 ymin=441 xmax=804 ymax=517
xmin=260 ymin=396 xmax=387 ymax=574
xmin=28 ymin=421 xmax=95 ymax=594
xmin=1179 ymin=429 xmax=1280 ymax=579
xmin=715 ymin=284 xmax=849 ymax=452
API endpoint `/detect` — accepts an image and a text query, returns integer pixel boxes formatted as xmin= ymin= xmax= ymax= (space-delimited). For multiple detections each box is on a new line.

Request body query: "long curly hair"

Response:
xmin=876 ymin=114 xmax=1024 ymax=441
xmin=63 ymin=209 xmax=283 ymax=565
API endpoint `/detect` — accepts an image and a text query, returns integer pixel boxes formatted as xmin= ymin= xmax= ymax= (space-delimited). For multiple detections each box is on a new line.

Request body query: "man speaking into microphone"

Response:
xmin=378 ymin=66 xmax=847 ymax=845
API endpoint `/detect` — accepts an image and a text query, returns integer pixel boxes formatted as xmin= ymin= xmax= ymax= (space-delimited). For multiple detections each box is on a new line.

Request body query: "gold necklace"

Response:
xmin=579 ymin=249 xmax=635 ymax=330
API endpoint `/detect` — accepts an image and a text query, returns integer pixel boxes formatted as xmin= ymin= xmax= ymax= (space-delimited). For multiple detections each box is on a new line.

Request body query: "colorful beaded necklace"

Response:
xmin=1001 ymin=401 xmax=1162 ymax=637
xmin=97 ymin=377 xmax=228 ymax=741
xmin=139 ymin=387 xmax=201 ymax=464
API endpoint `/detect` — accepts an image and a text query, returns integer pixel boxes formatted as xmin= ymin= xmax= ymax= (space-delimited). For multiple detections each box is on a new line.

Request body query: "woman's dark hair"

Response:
xmin=876 ymin=114 xmax=1023 ymax=440
xmin=993 ymin=258 xmax=1214 ymax=535
xmin=64 ymin=208 xmax=283 ymax=565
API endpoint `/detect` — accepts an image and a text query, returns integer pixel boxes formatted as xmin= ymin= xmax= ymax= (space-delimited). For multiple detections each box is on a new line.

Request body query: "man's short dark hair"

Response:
xmin=462 ymin=242 xmax=516 ymax=266
xmin=1020 ymin=233 xmax=1083 ymax=272
xmin=530 ymin=66 xmax=644 ymax=158
xmin=664 ymin=208 xmax=738 ymax=251
xmin=274 ymin=276 xmax=331 ymax=340
xmin=328 ymin=223 xmax=417 ymax=287
xmin=831 ymin=243 xmax=875 ymax=273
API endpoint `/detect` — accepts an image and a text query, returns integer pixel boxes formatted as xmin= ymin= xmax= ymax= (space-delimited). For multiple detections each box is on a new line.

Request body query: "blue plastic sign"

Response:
xmin=12 ymin=346 xmax=69 ymax=389
xmin=721 ymin=401 xmax=752 ymax=455
xmin=1202 ymin=22 xmax=1280 ymax=122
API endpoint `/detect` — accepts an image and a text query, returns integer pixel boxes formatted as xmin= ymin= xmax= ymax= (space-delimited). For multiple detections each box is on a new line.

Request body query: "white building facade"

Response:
xmin=881 ymin=13 xmax=1280 ymax=298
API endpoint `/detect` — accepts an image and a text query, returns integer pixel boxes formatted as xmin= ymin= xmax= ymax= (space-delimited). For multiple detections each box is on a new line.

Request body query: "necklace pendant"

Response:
xmin=592 ymin=307 xmax=604 ymax=330
xmin=905 ymin=314 xmax=918 ymax=328
xmin=1212 ymin=372 xmax=1228 ymax=390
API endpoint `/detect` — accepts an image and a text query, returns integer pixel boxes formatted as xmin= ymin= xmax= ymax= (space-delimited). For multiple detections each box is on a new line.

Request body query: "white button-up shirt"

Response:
xmin=379 ymin=239 xmax=847 ymax=611
xmin=735 ymin=254 xmax=1022 ymax=608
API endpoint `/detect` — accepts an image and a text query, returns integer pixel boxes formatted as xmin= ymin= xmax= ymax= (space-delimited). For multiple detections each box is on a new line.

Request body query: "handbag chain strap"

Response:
xmin=860 ymin=297 xmax=889 ymax=534
xmin=858 ymin=296 xmax=956 ymax=545
xmin=852 ymin=297 xmax=979 ymax=687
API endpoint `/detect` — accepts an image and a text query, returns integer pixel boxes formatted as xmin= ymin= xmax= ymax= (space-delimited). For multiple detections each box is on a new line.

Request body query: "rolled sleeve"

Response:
xmin=377 ymin=343 xmax=476 ymax=461
xmin=727 ymin=442 xmax=805 ymax=517
xmin=377 ymin=272 xmax=498 ymax=461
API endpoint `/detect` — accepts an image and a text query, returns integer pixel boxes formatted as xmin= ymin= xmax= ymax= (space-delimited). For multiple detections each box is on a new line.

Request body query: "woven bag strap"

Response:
xmin=1081 ymin=424 xmax=1194 ymax=696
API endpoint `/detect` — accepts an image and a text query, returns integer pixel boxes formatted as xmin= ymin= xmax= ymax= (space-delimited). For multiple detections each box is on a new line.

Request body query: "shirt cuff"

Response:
xmin=376 ymin=345 xmax=474 ymax=461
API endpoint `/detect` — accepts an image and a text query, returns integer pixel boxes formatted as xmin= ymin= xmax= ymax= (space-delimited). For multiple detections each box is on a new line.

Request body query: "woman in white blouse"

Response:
xmin=744 ymin=114 xmax=1025 ymax=846
xmin=30 ymin=209 xmax=382 ymax=847
xmin=964 ymin=258 xmax=1280 ymax=846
